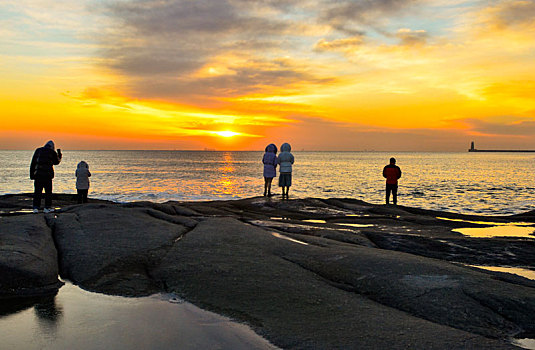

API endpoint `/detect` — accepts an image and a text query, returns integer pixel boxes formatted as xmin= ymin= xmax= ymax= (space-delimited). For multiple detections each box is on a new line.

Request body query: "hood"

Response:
xmin=280 ymin=143 xmax=291 ymax=152
xmin=77 ymin=161 xmax=89 ymax=169
xmin=44 ymin=140 xmax=55 ymax=150
xmin=265 ymin=143 xmax=277 ymax=154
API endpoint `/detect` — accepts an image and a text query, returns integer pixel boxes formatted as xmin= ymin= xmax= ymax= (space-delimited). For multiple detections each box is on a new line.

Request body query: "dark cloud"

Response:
xmin=494 ymin=0 xmax=535 ymax=28
xmin=108 ymin=0 xmax=291 ymax=36
xmin=96 ymin=0 xmax=324 ymax=99
xmin=104 ymin=46 xmax=203 ymax=76
xmin=129 ymin=59 xmax=334 ymax=103
xmin=95 ymin=0 xmax=426 ymax=101
xmin=98 ymin=0 xmax=298 ymax=77
xmin=318 ymin=0 xmax=422 ymax=35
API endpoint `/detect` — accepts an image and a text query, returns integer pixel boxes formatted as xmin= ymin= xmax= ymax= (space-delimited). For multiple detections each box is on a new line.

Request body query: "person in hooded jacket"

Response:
xmin=277 ymin=142 xmax=294 ymax=198
xmin=30 ymin=140 xmax=62 ymax=213
xmin=262 ymin=144 xmax=278 ymax=197
xmin=75 ymin=161 xmax=91 ymax=204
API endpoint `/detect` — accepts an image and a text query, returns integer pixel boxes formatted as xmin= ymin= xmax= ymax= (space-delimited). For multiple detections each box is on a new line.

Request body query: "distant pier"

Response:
xmin=468 ymin=141 xmax=535 ymax=152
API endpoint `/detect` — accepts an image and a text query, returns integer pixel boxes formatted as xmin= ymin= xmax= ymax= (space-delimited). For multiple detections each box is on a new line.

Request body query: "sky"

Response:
xmin=1 ymin=0 xmax=535 ymax=151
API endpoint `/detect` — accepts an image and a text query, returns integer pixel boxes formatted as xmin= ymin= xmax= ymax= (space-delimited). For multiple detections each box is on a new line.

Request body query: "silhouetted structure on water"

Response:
xmin=468 ymin=141 xmax=535 ymax=153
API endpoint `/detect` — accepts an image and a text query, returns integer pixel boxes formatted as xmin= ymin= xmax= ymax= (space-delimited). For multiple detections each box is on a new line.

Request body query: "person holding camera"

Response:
xmin=30 ymin=140 xmax=62 ymax=213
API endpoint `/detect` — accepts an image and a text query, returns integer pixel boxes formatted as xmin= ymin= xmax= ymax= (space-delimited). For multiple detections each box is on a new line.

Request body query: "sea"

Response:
xmin=1 ymin=150 xmax=534 ymax=216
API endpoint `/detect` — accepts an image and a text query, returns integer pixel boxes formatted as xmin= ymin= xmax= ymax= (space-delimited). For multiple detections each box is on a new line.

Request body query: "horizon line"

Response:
xmin=1 ymin=149 xmax=473 ymax=152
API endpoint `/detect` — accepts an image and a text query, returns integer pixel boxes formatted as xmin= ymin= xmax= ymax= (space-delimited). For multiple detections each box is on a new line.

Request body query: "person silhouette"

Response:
xmin=30 ymin=140 xmax=62 ymax=213
xmin=75 ymin=161 xmax=91 ymax=204
xmin=382 ymin=157 xmax=401 ymax=205
xmin=277 ymin=143 xmax=294 ymax=198
xmin=262 ymin=144 xmax=277 ymax=197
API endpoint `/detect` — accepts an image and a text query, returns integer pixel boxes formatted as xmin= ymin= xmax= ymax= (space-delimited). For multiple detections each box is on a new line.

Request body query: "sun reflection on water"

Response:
xmin=219 ymin=152 xmax=235 ymax=174
xmin=216 ymin=152 xmax=239 ymax=196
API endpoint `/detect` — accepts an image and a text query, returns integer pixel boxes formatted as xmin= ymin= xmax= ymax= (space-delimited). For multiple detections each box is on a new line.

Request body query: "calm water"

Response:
xmin=1 ymin=150 xmax=534 ymax=215
xmin=0 ymin=283 xmax=277 ymax=350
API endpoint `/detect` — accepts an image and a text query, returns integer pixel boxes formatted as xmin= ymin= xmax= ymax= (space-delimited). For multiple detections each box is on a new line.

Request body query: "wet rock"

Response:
xmin=51 ymin=205 xmax=189 ymax=296
xmin=281 ymin=244 xmax=535 ymax=339
xmin=152 ymin=217 xmax=516 ymax=349
xmin=366 ymin=231 xmax=535 ymax=267
xmin=0 ymin=214 xmax=61 ymax=297
xmin=1 ymin=194 xmax=533 ymax=348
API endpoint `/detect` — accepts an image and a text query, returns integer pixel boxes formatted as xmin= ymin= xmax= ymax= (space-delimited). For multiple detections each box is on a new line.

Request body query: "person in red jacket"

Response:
xmin=382 ymin=157 xmax=402 ymax=205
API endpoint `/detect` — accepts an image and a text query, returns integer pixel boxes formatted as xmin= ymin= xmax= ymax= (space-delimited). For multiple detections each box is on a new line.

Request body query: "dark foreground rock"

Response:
xmin=1 ymin=193 xmax=535 ymax=349
xmin=0 ymin=214 xmax=61 ymax=298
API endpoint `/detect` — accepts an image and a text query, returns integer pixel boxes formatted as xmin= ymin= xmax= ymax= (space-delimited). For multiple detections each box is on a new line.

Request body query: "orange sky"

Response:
xmin=2 ymin=0 xmax=535 ymax=150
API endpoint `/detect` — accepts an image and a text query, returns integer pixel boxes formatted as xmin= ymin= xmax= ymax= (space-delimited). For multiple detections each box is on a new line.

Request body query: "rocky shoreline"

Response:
xmin=1 ymin=193 xmax=534 ymax=349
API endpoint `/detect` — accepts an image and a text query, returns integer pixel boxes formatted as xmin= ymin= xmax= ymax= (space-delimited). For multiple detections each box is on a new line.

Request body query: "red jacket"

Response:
xmin=383 ymin=164 xmax=401 ymax=185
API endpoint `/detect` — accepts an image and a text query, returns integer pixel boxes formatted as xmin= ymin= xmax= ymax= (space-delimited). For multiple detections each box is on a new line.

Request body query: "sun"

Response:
xmin=214 ymin=130 xmax=240 ymax=138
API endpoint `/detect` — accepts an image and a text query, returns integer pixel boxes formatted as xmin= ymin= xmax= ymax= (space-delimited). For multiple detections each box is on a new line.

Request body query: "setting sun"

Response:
xmin=214 ymin=131 xmax=240 ymax=138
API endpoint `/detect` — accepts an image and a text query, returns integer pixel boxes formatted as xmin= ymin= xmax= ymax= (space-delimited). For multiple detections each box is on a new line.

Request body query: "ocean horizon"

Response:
xmin=2 ymin=150 xmax=534 ymax=216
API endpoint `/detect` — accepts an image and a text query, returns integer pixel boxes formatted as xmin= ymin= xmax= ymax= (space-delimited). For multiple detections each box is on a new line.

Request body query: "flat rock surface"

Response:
xmin=1 ymin=194 xmax=534 ymax=349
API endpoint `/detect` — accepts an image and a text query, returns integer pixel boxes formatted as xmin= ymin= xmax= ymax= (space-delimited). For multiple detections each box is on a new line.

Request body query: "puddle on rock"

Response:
xmin=335 ymin=223 xmax=374 ymax=228
xmin=452 ymin=225 xmax=535 ymax=239
xmin=1 ymin=208 xmax=37 ymax=216
xmin=512 ymin=338 xmax=535 ymax=350
xmin=0 ymin=282 xmax=279 ymax=350
xmin=271 ymin=232 xmax=309 ymax=245
xmin=469 ymin=265 xmax=535 ymax=280
xmin=438 ymin=217 xmax=535 ymax=238
xmin=437 ymin=217 xmax=533 ymax=227
xmin=13 ymin=209 xmax=34 ymax=214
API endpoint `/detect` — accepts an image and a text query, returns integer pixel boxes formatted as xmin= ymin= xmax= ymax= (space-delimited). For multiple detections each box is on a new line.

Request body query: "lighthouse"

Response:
xmin=469 ymin=141 xmax=475 ymax=152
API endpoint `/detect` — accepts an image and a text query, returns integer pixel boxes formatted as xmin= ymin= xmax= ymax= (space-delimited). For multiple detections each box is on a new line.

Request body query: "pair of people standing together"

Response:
xmin=30 ymin=140 xmax=91 ymax=212
xmin=262 ymin=143 xmax=294 ymax=198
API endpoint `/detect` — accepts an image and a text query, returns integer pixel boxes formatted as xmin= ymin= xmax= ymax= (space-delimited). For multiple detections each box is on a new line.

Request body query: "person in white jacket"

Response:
xmin=262 ymin=143 xmax=278 ymax=197
xmin=276 ymin=143 xmax=294 ymax=198
xmin=75 ymin=161 xmax=91 ymax=204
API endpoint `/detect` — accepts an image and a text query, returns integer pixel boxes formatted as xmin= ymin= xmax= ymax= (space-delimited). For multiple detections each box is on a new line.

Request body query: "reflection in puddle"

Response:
xmin=513 ymin=338 xmax=535 ymax=350
xmin=469 ymin=265 xmax=535 ymax=280
xmin=2 ymin=208 xmax=54 ymax=215
xmin=271 ymin=232 xmax=309 ymax=245
xmin=453 ymin=226 xmax=535 ymax=238
xmin=438 ymin=216 xmax=535 ymax=238
xmin=302 ymin=219 xmax=327 ymax=224
xmin=335 ymin=223 xmax=374 ymax=228
xmin=437 ymin=217 xmax=533 ymax=226
xmin=0 ymin=283 xmax=278 ymax=350
xmin=13 ymin=209 xmax=35 ymax=214
xmin=250 ymin=220 xmax=320 ymax=232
